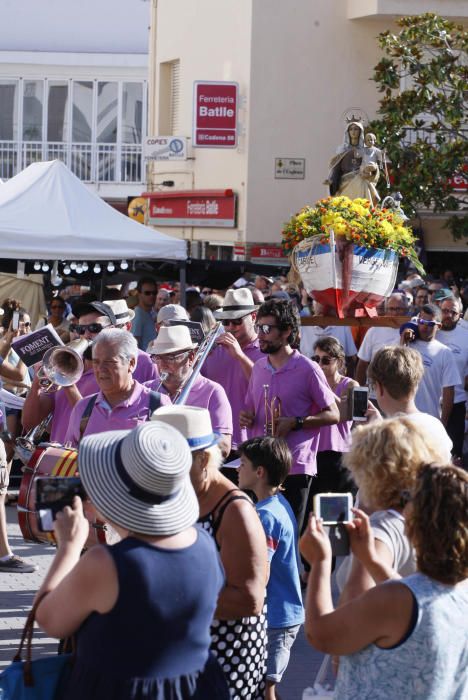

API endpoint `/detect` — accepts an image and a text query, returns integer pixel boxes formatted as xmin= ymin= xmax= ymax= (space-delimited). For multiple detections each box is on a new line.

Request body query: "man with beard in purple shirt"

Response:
xmin=240 ymin=298 xmax=339 ymax=532
xmin=202 ymin=288 xmax=262 ymax=461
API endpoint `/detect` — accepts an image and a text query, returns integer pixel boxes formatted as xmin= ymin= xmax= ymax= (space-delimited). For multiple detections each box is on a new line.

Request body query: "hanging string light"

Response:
xmin=33 ymin=261 xmax=41 ymax=271
xmin=41 ymin=262 xmax=50 ymax=272
xmin=63 ymin=263 xmax=71 ymax=275
xmin=107 ymin=261 xmax=115 ymax=272
xmin=93 ymin=263 xmax=101 ymax=274
xmin=120 ymin=260 xmax=128 ymax=270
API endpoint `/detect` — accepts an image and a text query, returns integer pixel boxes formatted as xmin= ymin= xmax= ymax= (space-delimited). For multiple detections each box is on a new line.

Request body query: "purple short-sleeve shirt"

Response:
xmin=146 ymin=374 xmax=233 ymax=436
xmin=202 ymin=339 xmax=263 ymax=448
xmin=50 ymin=368 xmax=98 ymax=444
xmin=245 ymin=350 xmax=335 ymax=476
xmin=64 ymin=380 xmax=170 ymax=447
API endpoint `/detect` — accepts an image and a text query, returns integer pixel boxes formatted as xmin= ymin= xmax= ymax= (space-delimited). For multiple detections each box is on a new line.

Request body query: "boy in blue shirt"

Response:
xmin=239 ymin=437 xmax=304 ymax=700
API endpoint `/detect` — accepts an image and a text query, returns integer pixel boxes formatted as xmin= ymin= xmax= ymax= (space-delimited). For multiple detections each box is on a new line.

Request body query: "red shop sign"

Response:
xmin=250 ymin=246 xmax=288 ymax=260
xmin=144 ymin=189 xmax=237 ymax=228
xmin=193 ymin=81 xmax=238 ymax=148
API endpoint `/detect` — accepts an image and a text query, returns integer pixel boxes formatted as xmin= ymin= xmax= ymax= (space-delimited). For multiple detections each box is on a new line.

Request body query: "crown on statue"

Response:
xmin=345 ymin=114 xmax=364 ymax=124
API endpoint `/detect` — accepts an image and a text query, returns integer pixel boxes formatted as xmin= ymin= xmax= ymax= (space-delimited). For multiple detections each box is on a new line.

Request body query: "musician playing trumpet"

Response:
xmin=239 ymin=299 xmax=339 ymax=533
xmin=145 ymin=325 xmax=233 ymax=457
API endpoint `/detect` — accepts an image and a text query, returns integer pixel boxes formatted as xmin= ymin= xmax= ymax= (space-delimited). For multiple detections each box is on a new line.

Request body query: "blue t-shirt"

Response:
xmin=256 ymin=493 xmax=304 ymax=628
xmin=131 ymin=306 xmax=156 ymax=350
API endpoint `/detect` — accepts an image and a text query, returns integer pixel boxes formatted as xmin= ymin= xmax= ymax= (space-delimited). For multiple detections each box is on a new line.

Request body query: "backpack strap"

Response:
xmin=78 ymin=394 xmax=98 ymax=441
xmin=147 ymin=390 xmax=163 ymax=419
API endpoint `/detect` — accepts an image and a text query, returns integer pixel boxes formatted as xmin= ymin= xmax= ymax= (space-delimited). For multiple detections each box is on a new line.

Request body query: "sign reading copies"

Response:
xmin=193 ymin=81 xmax=238 ymax=148
xmin=144 ymin=136 xmax=187 ymax=162
xmin=11 ymin=324 xmax=64 ymax=367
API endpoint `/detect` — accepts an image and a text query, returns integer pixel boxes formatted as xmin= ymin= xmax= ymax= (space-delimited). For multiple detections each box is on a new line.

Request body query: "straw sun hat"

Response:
xmin=152 ymin=406 xmax=219 ymax=451
xmin=78 ymin=422 xmax=199 ymax=536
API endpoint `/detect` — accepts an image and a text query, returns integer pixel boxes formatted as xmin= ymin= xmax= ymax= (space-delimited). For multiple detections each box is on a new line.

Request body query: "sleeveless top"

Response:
xmin=65 ymin=531 xmax=229 ymax=700
xmin=199 ymin=489 xmax=267 ymax=700
xmin=334 ymin=573 xmax=468 ymax=700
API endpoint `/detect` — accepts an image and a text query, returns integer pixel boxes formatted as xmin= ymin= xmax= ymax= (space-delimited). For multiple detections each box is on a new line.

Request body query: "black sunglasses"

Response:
xmin=254 ymin=323 xmax=279 ymax=335
xmin=74 ymin=322 xmax=108 ymax=335
xmin=222 ymin=317 xmax=245 ymax=327
xmin=142 ymin=290 xmax=157 ymax=296
xmin=311 ymin=355 xmax=334 ymax=365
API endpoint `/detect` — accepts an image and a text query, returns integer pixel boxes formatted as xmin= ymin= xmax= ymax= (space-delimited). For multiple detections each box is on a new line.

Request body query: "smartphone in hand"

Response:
xmin=35 ymin=477 xmax=86 ymax=532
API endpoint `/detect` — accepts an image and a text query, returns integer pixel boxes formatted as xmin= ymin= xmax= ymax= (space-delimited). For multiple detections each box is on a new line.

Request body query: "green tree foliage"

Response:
xmin=369 ymin=13 xmax=468 ymax=239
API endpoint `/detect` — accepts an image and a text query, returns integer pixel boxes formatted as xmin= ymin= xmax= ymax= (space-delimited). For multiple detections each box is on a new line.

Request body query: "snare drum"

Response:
xmin=17 ymin=444 xmax=108 ymax=548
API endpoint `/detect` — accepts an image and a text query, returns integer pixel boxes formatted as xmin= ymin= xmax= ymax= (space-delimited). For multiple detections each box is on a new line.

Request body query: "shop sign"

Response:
xmin=145 ymin=190 xmax=237 ymax=227
xmin=143 ymin=136 xmax=187 ymax=161
xmin=193 ymin=81 xmax=238 ymax=148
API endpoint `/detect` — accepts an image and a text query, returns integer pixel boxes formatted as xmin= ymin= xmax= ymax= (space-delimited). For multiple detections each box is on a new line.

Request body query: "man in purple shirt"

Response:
xmin=22 ymin=300 xmax=156 ymax=442
xmin=65 ymin=329 xmax=169 ymax=447
xmin=146 ymin=325 xmax=233 ymax=457
xmin=203 ymin=287 xmax=263 ymax=455
xmin=240 ymin=298 xmax=339 ymax=531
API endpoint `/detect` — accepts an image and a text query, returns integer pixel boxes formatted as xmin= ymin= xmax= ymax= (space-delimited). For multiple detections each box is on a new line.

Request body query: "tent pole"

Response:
xmin=99 ymin=267 xmax=107 ymax=301
xmin=179 ymin=261 xmax=186 ymax=308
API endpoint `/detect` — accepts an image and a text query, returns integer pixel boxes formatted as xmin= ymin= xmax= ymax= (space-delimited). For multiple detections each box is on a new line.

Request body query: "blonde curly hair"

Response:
xmin=342 ymin=417 xmax=442 ymax=510
xmin=406 ymin=464 xmax=468 ymax=585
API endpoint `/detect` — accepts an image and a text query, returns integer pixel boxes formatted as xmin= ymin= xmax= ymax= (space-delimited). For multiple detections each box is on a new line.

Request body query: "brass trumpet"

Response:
xmin=263 ymin=384 xmax=282 ymax=437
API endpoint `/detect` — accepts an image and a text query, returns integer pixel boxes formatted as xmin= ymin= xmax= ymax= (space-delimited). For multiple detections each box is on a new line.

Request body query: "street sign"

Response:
xmin=143 ymin=136 xmax=187 ymax=161
xmin=275 ymin=158 xmax=306 ymax=179
xmin=145 ymin=189 xmax=237 ymax=227
xmin=193 ymin=81 xmax=238 ymax=148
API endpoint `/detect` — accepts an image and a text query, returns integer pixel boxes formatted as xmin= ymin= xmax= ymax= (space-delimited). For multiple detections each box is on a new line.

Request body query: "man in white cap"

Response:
xmin=202 ymin=287 xmax=262 ymax=460
xmin=22 ymin=299 xmax=157 ymax=446
xmin=145 ymin=325 xmax=233 ymax=457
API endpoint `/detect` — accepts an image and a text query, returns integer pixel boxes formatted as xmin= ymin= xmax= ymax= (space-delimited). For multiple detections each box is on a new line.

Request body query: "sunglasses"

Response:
xmin=254 ymin=323 xmax=280 ymax=335
xmin=142 ymin=290 xmax=157 ymax=296
xmin=222 ymin=317 xmax=246 ymax=327
xmin=74 ymin=322 xmax=108 ymax=335
xmin=50 ymin=305 xmax=65 ymax=310
xmin=152 ymin=350 xmax=190 ymax=363
xmin=311 ymin=355 xmax=334 ymax=365
xmin=417 ymin=319 xmax=439 ymax=327
xmin=21 ymin=321 xmax=31 ymax=327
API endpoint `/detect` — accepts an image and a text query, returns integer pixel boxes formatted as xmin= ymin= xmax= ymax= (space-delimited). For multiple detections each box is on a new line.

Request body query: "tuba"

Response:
xmin=36 ymin=338 xmax=89 ymax=394
xmin=263 ymin=384 xmax=282 ymax=437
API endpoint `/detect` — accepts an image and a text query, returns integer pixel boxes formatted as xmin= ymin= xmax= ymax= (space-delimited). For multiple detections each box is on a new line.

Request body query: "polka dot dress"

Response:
xmin=200 ymin=500 xmax=267 ymax=699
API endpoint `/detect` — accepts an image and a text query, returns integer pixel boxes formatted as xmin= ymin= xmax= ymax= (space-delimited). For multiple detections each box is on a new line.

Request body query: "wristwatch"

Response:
xmin=294 ymin=417 xmax=305 ymax=431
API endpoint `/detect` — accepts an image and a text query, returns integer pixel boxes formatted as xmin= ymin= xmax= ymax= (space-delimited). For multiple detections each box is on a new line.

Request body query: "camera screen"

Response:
xmin=352 ymin=390 xmax=368 ymax=418
xmin=318 ymin=495 xmax=350 ymax=523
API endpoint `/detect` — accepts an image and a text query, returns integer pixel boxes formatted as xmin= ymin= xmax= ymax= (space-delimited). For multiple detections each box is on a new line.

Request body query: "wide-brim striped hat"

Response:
xmin=78 ymin=422 xmax=199 ymax=536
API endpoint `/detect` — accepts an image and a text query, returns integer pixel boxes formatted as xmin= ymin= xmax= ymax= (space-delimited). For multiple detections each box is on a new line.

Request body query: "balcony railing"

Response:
xmin=0 ymin=141 xmax=143 ymax=183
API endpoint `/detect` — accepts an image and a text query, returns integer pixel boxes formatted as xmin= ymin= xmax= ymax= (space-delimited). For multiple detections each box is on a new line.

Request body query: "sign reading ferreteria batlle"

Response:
xmin=145 ymin=190 xmax=237 ymax=227
xmin=193 ymin=81 xmax=238 ymax=148
xmin=11 ymin=324 xmax=64 ymax=367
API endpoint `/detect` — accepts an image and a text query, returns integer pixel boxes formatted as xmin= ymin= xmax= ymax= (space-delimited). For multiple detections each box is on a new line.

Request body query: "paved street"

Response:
xmin=0 ymin=503 xmax=334 ymax=699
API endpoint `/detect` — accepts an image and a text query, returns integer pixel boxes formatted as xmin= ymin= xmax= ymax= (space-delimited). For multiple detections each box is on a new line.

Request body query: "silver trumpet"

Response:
xmin=37 ymin=338 xmax=89 ymax=394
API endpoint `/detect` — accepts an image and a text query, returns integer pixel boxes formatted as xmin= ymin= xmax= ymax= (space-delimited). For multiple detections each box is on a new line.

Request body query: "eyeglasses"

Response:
xmin=152 ymin=350 xmax=190 ymax=363
xmin=75 ymin=322 xmax=108 ymax=335
xmin=417 ymin=319 xmax=439 ymax=328
xmin=222 ymin=317 xmax=246 ymax=327
xmin=21 ymin=321 xmax=31 ymax=327
xmin=254 ymin=323 xmax=279 ymax=335
xmin=441 ymin=309 xmax=459 ymax=316
xmin=50 ymin=305 xmax=65 ymax=310
xmin=142 ymin=290 xmax=157 ymax=296
xmin=311 ymin=355 xmax=334 ymax=365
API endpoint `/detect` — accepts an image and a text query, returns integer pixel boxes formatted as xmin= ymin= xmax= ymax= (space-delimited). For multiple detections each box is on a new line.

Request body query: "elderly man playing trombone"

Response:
xmin=145 ymin=325 xmax=233 ymax=457
xmin=64 ymin=328 xmax=169 ymax=447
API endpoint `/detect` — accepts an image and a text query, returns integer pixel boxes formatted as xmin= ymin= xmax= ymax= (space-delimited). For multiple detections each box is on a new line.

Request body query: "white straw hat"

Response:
xmin=214 ymin=288 xmax=258 ymax=320
xmin=78 ymin=422 xmax=198 ymax=536
xmin=152 ymin=406 xmax=219 ymax=451
xmin=103 ymin=298 xmax=135 ymax=324
xmin=157 ymin=304 xmax=189 ymax=325
xmin=150 ymin=325 xmax=197 ymax=355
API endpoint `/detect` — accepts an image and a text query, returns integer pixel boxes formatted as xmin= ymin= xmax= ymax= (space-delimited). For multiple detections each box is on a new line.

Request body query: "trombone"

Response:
xmin=263 ymin=384 xmax=282 ymax=437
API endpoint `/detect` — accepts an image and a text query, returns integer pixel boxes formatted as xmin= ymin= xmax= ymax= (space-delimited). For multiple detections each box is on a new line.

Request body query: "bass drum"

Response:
xmin=17 ymin=444 xmax=116 ymax=548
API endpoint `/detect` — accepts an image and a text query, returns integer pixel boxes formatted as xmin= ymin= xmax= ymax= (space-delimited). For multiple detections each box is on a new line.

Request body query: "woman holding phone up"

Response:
xmin=300 ymin=462 xmax=468 ymax=700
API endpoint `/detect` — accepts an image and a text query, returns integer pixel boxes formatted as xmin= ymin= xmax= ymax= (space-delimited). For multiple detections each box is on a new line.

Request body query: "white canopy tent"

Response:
xmin=0 ymin=160 xmax=186 ymax=261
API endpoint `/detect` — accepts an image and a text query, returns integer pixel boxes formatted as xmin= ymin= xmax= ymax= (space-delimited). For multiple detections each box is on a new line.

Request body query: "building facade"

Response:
xmin=147 ymin=0 xmax=468 ymax=261
xmin=0 ymin=0 xmax=150 ymax=207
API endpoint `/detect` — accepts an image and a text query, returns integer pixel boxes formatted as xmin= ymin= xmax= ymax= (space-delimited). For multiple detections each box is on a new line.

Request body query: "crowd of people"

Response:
xmin=0 ymin=267 xmax=467 ymax=700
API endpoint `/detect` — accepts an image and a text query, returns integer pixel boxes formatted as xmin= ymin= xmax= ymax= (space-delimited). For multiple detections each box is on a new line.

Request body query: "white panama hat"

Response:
xmin=103 ymin=298 xmax=135 ymax=325
xmin=152 ymin=405 xmax=219 ymax=451
xmin=78 ymin=422 xmax=199 ymax=536
xmin=149 ymin=325 xmax=197 ymax=355
xmin=156 ymin=304 xmax=189 ymax=325
xmin=214 ymin=288 xmax=258 ymax=320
